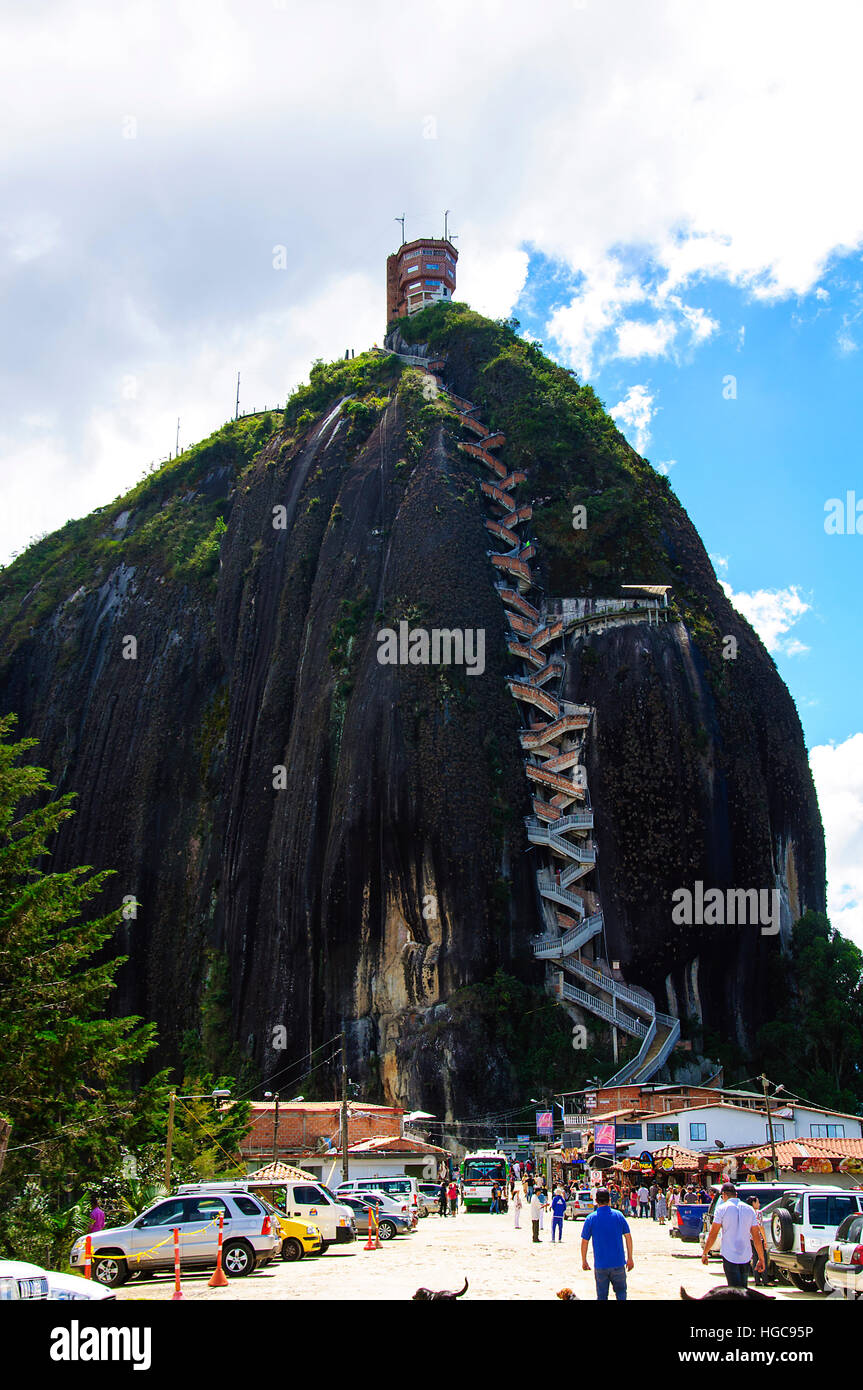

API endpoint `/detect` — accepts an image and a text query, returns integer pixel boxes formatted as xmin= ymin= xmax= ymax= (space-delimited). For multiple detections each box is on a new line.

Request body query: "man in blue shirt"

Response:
xmin=581 ymin=1187 xmax=634 ymax=1300
xmin=550 ymin=1187 xmax=567 ymax=1242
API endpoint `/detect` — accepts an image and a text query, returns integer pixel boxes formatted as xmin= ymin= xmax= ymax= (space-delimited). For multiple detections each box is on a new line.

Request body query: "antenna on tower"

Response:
xmin=235 ymin=371 xmax=241 ymax=421
xmin=444 ymin=209 xmax=450 ymax=241
xmin=395 ymin=214 xmax=405 ymax=246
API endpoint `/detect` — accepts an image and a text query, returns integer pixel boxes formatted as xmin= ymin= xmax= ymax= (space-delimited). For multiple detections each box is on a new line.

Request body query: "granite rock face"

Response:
xmin=0 ymin=316 xmax=826 ymax=1111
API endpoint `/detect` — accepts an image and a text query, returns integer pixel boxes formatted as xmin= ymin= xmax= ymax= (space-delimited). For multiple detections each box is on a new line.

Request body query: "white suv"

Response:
xmin=763 ymin=1186 xmax=863 ymax=1293
xmin=69 ymin=1190 xmax=281 ymax=1287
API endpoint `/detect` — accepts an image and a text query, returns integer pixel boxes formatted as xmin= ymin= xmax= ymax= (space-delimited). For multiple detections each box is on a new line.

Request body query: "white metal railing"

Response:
xmin=560 ymin=983 xmax=649 ymax=1036
xmin=563 ymin=958 xmax=655 ymax=1014
xmin=532 ymin=913 xmax=602 ymax=960
xmin=537 ymin=871 xmax=586 ymax=915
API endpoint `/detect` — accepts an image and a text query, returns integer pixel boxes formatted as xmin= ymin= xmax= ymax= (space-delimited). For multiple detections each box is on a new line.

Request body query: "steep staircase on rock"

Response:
xmin=418 ymin=349 xmax=681 ymax=1086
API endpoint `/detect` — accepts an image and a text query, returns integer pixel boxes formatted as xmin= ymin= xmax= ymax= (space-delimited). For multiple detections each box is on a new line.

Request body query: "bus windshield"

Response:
xmin=463 ymin=1158 xmax=507 ymax=1183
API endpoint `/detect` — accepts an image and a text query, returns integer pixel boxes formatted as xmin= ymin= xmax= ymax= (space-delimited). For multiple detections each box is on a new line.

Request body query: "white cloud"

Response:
xmin=656 ymin=459 xmax=676 ymax=476
xmin=3 ymin=1 xmax=863 ymax=559
xmin=721 ymin=582 xmax=811 ymax=656
xmin=710 ymin=552 xmax=729 ymax=573
xmin=810 ymin=734 xmax=863 ymax=950
xmin=610 ymin=383 xmax=655 ymax=453
xmin=615 ymin=318 xmax=677 ymax=359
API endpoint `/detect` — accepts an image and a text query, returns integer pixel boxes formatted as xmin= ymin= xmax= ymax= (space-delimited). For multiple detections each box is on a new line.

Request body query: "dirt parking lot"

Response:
xmin=116 ymin=1208 xmax=834 ymax=1302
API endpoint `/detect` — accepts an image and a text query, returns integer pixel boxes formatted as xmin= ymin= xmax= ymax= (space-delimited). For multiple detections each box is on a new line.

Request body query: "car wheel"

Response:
xmin=377 ymin=1220 xmax=397 ymax=1241
xmin=418 ymin=1208 xmax=429 ymax=1218
xmin=813 ymin=1254 xmax=833 ymax=1295
xmin=92 ymin=1255 xmax=128 ymax=1288
xmin=222 ymin=1240 xmax=255 ymax=1277
xmin=281 ymin=1237 xmax=303 ymax=1262
xmin=319 ymin=1241 xmax=330 ymax=1253
xmin=789 ymin=1273 xmax=815 ymax=1292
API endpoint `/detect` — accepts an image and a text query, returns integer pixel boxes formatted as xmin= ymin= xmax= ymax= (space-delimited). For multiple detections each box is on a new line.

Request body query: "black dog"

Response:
xmin=681 ymin=1285 xmax=774 ymax=1301
xmin=412 ymin=1277 xmax=469 ymax=1301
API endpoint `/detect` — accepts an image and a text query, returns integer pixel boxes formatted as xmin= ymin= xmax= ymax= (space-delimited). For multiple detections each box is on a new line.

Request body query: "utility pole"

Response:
xmin=761 ymin=1073 xmax=779 ymax=1177
xmin=341 ymin=1028 xmax=349 ymax=1182
xmin=176 ymin=417 xmax=180 ymax=456
xmin=164 ymin=1093 xmax=176 ymax=1194
xmin=394 ymin=214 xmax=405 ymax=246
xmin=235 ymin=371 xmax=241 ymax=421
xmin=271 ymin=1092 xmax=280 ymax=1163
xmin=444 ymin=209 xmax=450 ymax=242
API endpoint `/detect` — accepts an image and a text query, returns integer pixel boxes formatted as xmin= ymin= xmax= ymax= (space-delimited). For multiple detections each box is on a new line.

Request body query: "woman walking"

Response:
xmin=512 ymin=1182 xmax=523 ymax=1230
xmin=656 ymin=1189 xmax=667 ymax=1225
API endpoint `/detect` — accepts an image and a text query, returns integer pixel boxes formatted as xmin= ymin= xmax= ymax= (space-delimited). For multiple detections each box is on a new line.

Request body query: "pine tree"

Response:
xmin=0 ymin=713 xmax=159 ymax=1210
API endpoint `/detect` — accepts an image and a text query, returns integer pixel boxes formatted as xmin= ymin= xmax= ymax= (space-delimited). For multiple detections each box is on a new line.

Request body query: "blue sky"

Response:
xmin=513 ymin=251 xmax=863 ymax=750
xmin=0 ymin=0 xmax=861 ymax=946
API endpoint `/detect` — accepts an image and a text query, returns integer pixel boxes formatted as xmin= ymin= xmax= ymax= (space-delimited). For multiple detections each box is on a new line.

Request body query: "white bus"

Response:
xmin=461 ymin=1150 xmax=509 ymax=1211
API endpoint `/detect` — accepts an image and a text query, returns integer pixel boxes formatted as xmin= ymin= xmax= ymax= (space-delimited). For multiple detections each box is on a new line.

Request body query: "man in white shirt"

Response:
xmin=701 ymin=1183 xmax=767 ymax=1288
xmin=530 ymin=1191 xmax=542 ymax=1243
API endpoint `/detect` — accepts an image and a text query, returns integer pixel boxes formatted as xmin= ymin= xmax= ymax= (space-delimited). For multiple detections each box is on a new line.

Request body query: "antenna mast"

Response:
xmin=395 ymin=214 xmax=405 ymax=246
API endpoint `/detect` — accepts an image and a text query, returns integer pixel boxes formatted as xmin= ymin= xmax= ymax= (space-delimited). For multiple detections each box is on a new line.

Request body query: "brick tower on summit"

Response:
xmin=386 ymin=236 xmax=458 ymax=323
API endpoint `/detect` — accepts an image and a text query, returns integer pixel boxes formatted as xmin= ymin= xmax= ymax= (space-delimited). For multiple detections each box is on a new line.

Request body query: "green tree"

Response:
xmin=0 ymin=713 xmax=162 ymax=1254
xmin=756 ymin=910 xmax=863 ymax=1111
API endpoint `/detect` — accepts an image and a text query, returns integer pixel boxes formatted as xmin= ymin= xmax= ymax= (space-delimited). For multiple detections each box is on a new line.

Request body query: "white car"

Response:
xmin=763 ymin=1187 xmax=863 ymax=1293
xmin=826 ymin=1210 xmax=863 ymax=1299
xmin=358 ymin=1189 xmax=417 ymax=1228
xmin=564 ymin=1190 xmax=596 ymax=1220
xmin=0 ymin=1259 xmax=115 ymax=1301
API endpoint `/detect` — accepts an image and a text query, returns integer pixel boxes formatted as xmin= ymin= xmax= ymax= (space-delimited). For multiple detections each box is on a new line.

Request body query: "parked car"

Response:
xmin=826 ymin=1210 xmax=863 ymax=1299
xmin=69 ymin=1190 xmax=281 ymax=1287
xmin=699 ymin=1183 xmax=810 ymax=1254
xmin=338 ymin=1195 xmax=412 ymax=1241
xmin=337 ymin=1175 xmax=427 ymax=1219
xmin=418 ymin=1182 xmax=441 ymax=1210
xmin=356 ymin=1189 xmax=417 ymax=1229
xmin=252 ymin=1196 xmax=323 ymax=1261
xmin=176 ymin=1179 xmax=356 ymax=1251
xmin=564 ymin=1190 xmax=595 ymax=1220
xmin=762 ymin=1187 xmax=863 ymax=1293
xmin=0 ymin=1259 xmax=117 ymax=1301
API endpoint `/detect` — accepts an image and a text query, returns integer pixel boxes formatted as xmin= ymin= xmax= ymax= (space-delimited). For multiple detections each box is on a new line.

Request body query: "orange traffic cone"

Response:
xmin=364 ymin=1210 xmax=378 ymax=1251
xmin=209 ymin=1212 xmax=228 ymax=1287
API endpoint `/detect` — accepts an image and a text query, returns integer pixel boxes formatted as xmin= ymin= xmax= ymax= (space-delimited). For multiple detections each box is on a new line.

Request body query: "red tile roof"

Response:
xmin=346 ymin=1136 xmax=450 ymax=1157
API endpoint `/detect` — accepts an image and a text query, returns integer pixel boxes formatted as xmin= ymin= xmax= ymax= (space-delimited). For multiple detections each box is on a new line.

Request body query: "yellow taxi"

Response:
xmin=255 ymin=1194 xmax=323 ymax=1261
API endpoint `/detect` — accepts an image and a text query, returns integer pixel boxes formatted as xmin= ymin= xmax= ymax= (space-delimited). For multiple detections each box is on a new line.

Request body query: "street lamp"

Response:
xmin=164 ymin=1089 xmax=232 ymax=1194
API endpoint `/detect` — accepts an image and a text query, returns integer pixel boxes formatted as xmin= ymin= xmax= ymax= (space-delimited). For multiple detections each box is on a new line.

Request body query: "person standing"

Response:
xmin=448 ymin=1179 xmax=459 ymax=1216
xmin=656 ymin=1189 xmax=667 ymax=1226
xmin=438 ymin=1178 xmax=449 ymax=1218
xmin=537 ymin=1183 xmax=547 ymax=1232
xmin=629 ymin=1188 xmax=638 ymax=1219
xmin=551 ymin=1186 xmax=567 ymax=1242
xmin=649 ymin=1182 xmax=658 ymax=1220
xmin=530 ymin=1188 xmax=542 ymax=1243
xmin=749 ymin=1197 xmax=767 ymax=1286
xmin=701 ymin=1182 xmax=767 ymax=1289
xmin=581 ymin=1188 xmax=634 ymax=1301
xmin=88 ymin=1198 xmax=106 ymax=1234
xmin=637 ymin=1183 xmax=649 ymax=1218
xmin=512 ymin=1182 xmax=523 ymax=1230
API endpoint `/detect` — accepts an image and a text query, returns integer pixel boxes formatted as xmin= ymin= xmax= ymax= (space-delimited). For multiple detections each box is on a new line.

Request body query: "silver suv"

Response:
xmin=69 ymin=1191 xmax=281 ymax=1287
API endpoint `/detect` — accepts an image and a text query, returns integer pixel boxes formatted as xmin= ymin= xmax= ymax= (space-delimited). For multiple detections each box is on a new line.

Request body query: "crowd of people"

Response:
xmin=433 ymin=1163 xmax=768 ymax=1300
